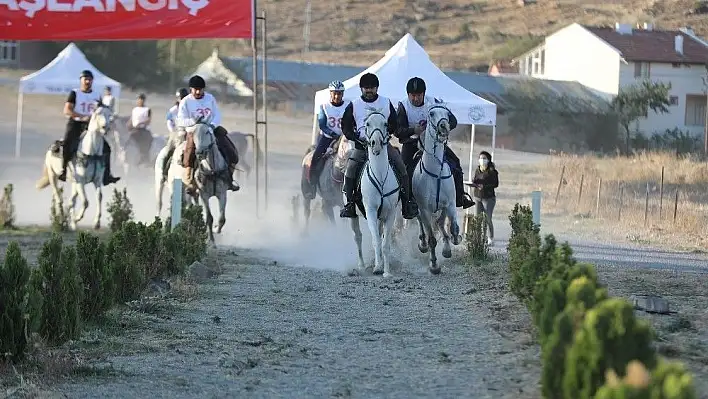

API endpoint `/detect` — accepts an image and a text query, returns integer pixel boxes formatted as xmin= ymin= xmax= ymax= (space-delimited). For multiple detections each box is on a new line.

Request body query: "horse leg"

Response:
xmin=302 ymin=197 xmax=311 ymax=235
xmin=449 ymin=205 xmax=462 ymax=246
xmin=93 ymin=184 xmax=102 ymax=230
xmin=417 ymin=215 xmax=429 ymax=253
xmin=69 ymin=183 xmax=79 ymax=231
xmin=201 ymin=194 xmax=215 ymax=244
xmin=437 ymin=211 xmax=453 ymax=259
xmin=348 ymin=217 xmax=366 ymax=276
xmin=216 ymin=191 xmax=226 ymax=234
xmin=420 ymin=210 xmax=439 ymax=274
xmin=381 ymin=209 xmax=396 ymax=278
xmin=322 ymin=201 xmax=335 ymax=226
xmin=367 ymin=212 xmax=384 ymax=276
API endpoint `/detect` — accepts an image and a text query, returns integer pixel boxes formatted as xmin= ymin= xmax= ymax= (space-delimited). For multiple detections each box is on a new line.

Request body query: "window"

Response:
xmin=670 ymin=96 xmax=679 ymax=106
xmin=540 ymin=49 xmax=545 ymax=75
xmin=527 ymin=57 xmax=532 ymax=75
xmin=0 ymin=41 xmax=18 ymax=63
xmin=634 ymin=62 xmax=650 ymax=78
xmin=684 ymin=95 xmax=707 ymax=127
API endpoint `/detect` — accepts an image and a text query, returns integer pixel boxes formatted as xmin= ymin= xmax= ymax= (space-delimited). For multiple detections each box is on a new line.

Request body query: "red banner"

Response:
xmin=0 ymin=0 xmax=254 ymax=40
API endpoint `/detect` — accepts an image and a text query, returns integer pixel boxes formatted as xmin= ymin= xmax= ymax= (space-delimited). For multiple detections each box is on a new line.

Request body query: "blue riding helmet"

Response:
xmin=328 ymin=80 xmax=345 ymax=92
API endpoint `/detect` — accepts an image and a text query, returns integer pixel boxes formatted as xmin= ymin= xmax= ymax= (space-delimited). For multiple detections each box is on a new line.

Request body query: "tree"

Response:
xmin=612 ymin=80 xmax=671 ymax=153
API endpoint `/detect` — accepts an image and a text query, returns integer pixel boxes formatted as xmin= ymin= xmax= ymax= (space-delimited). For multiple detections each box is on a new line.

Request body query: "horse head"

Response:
xmin=363 ymin=111 xmax=389 ymax=156
xmin=426 ymin=103 xmax=452 ymax=144
xmin=191 ymin=114 xmax=216 ymax=159
xmin=88 ymin=100 xmax=113 ymax=135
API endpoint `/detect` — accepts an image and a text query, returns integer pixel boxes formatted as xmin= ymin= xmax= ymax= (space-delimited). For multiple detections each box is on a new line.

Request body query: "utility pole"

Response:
xmin=302 ymin=0 xmax=311 ymax=62
xmin=703 ymin=65 xmax=708 ymax=157
xmin=169 ymin=39 xmax=177 ymax=90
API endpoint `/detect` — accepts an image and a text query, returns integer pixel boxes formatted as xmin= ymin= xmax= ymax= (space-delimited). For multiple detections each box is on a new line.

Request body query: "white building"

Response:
xmin=513 ymin=23 xmax=708 ymax=135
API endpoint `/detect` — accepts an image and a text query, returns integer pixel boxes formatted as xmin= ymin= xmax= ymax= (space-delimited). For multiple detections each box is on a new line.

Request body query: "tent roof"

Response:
xmin=19 ymin=43 xmax=122 ymax=96
xmin=314 ymin=33 xmax=497 ymax=125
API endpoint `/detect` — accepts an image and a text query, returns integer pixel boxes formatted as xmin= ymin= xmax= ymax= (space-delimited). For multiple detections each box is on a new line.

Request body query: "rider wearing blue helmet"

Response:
xmin=306 ymin=80 xmax=350 ymax=195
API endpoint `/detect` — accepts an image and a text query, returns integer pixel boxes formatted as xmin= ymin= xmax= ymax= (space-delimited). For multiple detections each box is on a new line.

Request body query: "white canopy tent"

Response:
xmin=311 ymin=33 xmax=498 ymax=192
xmin=15 ymin=43 xmax=123 ymax=158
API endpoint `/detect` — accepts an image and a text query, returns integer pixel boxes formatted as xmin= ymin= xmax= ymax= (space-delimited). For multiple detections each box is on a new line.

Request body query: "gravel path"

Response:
xmin=54 ymin=247 xmax=538 ymax=399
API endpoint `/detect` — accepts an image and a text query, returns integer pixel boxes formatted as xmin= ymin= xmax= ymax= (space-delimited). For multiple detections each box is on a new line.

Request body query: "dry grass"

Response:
xmin=516 ymin=151 xmax=708 ymax=251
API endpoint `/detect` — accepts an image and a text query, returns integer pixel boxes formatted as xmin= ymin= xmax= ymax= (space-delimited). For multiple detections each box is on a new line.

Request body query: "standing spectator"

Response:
xmin=472 ymin=151 xmax=499 ymax=246
xmin=102 ymin=86 xmax=116 ymax=112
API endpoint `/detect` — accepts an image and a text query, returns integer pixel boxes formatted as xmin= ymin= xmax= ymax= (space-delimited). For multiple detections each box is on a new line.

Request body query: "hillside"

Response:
xmin=225 ymin=0 xmax=708 ymax=70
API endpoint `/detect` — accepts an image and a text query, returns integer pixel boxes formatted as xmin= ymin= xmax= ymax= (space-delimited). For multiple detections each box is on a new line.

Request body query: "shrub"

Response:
xmin=0 ymin=242 xmax=31 ymax=361
xmin=595 ymin=359 xmax=697 ymax=399
xmin=541 ymin=276 xmax=609 ymax=399
xmin=75 ymin=232 xmax=113 ymax=321
xmin=108 ymin=222 xmax=146 ymax=303
xmin=0 ymin=183 xmax=16 ymax=229
xmin=563 ymin=298 xmax=657 ymax=398
xmin=177 ymin=204 xmax=208 ymax=263
xmin=465 ymin=214 xmax=489 ymax=263
xmin=107 ymin=187 xmax=134 ymax=233
xmin=50 ymin=187 xmax=70 ymax=233
xmin=36 ymin=234 xmax=82 ymax=345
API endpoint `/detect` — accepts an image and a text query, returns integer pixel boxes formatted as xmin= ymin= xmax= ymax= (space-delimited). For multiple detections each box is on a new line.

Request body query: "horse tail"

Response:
xmin=36 ymin=164 xmax=50 ymax=190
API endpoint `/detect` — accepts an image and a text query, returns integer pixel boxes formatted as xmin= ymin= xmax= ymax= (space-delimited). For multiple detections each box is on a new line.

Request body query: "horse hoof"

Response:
xmin=429 ymin=266 xmax=441 ymax=275
xmin=442 ymin=247 xmax=452 ymax=259
xmin=452 ymin=235 xmax=462 ymax=246
xmin=383 ymin=272 xmax=393 ymax=278
xmin=418 ymin=243 xmax=429 ymax=253
xmin=93 ymin=223 xmax=101 ymax=230
xmin=347 ymin=268 xmax=361 ymax=277
xmin=372 ymin=268 xmax=384 ymax=276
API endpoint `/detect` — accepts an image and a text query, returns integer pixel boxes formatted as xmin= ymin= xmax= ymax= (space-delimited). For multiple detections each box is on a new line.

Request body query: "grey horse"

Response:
xmin=300 ymin=136 xmax=351 ymax=232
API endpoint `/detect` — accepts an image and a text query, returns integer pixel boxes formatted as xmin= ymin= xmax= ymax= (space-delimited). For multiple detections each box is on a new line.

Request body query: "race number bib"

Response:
xmin=327 ymin=116 xmax=342 ymax=129
xmin=78 ymin=102 xmax=95 ymax=114
xmin=195 ymin=107 xmax=212 ymax=117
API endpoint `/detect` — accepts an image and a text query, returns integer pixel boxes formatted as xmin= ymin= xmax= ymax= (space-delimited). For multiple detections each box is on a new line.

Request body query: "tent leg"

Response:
xmin=464 ymin=124 xmax=476 ymax=236
xmin=15 ymin=91 xmax=23 ymax=159
xmin=491 ymin=125 xmax=496 ymax=159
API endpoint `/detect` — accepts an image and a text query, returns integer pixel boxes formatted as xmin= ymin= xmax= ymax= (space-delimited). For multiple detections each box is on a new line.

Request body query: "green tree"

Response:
xmin=612 ymin=81 xmax=671 ymax=153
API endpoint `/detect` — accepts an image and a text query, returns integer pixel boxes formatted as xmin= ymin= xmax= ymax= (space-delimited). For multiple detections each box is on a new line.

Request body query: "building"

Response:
xmin=513 ymin=22 xmax=708 ymax=135
xmin=0 ymin=41 xmax=52 ymax=70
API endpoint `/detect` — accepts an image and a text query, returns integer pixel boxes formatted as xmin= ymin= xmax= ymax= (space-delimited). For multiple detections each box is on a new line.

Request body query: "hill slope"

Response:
xmin=229 ymin=0 xmax=708 ymax=70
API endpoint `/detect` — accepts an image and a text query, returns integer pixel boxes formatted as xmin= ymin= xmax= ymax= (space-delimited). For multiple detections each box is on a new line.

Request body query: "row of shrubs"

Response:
xmin=0 ymin=188 xmax=208 ymax=363
xmin=507 ymin=203 xmax=696 ymax=398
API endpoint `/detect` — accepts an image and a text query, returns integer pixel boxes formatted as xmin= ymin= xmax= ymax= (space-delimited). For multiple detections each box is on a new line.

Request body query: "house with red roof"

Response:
xmin=512 ymin=22 xmax=708 ymax=135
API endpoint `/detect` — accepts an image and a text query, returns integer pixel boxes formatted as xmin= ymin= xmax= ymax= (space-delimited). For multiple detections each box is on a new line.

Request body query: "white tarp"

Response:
xmin=14 ymin=43 xmax=123 ymax=158
xmin=313 ymin=33 xmax=497 ymax=126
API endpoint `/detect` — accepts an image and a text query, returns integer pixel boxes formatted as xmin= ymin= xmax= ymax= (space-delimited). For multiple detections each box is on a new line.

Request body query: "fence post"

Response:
xmin=171 ymin=179 xmax=183 ymax=229
xmin=644 ymin=182 xmax=650 ymax=227
xmin=673 ymin=188 xmax=679 ymax=224
xmin=595 ymin=177 xmax=602 ymax=217
xmin=554 ymin=165 xmax=565 ymax=206
xmin=532 ymin=190 xmax=542 ymax=227
xmin=577 ymin=174 xmax=584 ymax=206
xmin=659 ymin=166 xmax=665 ymax=220
xmin=618 ymin=184 xmax=624 ymax=221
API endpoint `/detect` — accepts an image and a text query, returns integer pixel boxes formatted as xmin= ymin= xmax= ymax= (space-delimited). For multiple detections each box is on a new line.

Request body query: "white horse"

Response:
xmin=189 ymin=116 xmax=231 ymax=244
xmin=348 ymin=111 xmax=401 ymax=278
xmin=154 ymin=132 xmax=197 ymax=218
xmin=36 ymin=102 xmax=114 ymax=230
xmin=412 ymin=103 xmax=461 ymax=274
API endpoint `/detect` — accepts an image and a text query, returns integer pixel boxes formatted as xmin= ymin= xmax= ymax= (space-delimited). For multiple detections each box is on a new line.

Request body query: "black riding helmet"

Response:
xmin=407 ymin=77 xmax=426 ymax=94
xmin=359 ymin=73 xmax=379 ymax=88
xmin=176 ymin=87 xmax=189 ymax=99
xmin=189 ymin=75 xmax=206 ymax=89
xmin=80 ymin=70 xmax=94 ymax=79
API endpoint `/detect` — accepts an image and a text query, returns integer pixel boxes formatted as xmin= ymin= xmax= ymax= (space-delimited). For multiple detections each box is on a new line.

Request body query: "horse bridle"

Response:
xmin=361 ymin=111 xmax=390 ymax=147
xmin=427 ymin=105 xmax=451 ymax=144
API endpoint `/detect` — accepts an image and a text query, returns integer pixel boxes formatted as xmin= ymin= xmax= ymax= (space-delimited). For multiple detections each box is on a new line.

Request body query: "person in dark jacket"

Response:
xmin=471 ymin=151 xmax=499 ymax=245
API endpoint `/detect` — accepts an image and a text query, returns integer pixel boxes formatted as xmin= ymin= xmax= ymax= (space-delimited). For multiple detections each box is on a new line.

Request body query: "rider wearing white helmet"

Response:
xmin=178 ymin=75 xmax=240 ymax=194
xmin=340 ymin=72 xmax=419 ymax=220
xmin=157 ymin=88 xmax=189 ymax=183
xmin=306 ymin=80 xmax=350 ymax=196
xmin=396 ymin=76 xmax=474 ymax=209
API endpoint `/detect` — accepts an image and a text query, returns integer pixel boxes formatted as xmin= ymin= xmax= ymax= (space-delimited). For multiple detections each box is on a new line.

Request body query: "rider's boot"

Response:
xmin=102 ymin=144 xmax=121 ymax=185
xmin=340 ymin=176 xmax=358 ymax=218
xmin=58 ymin=159 xmax=68 ymax=182
xmin=184 ymin=166 xmax=197 ymax=196
xmin=398 ymin=170 xmax=419 ymax=220
xmin=226 ymin=164 xmax=240 ymax=192
xmin=453 ymin=168 xmax=475 ymax=209
xmin=161 ymin=147 xmax=175 ymax=183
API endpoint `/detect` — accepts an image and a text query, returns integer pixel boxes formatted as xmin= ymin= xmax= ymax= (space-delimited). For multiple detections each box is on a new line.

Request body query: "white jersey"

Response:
xmin=166 ymin=104 xmax=179 ymax=133
xmin=70 ymin=89 xmax=101 ymax=119
xmin=176 ymin=92 xmax=221 ymax=129
xmin=351 ymin=95 xmax=392 ymax=140
xmin=402 ymin=95 xmax=437 ymax=130
xmin=320 ymin=100 xmax=350 ymax=138
xmin=130 ymin=106 xmax=151 ymax=128
xmin=102 ymin=94 xmax=115 ymax=111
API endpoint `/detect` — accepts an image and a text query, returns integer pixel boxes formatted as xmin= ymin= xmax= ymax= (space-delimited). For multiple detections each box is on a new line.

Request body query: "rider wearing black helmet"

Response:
xmin=59 ymin=69 xmax=120 ymax=185
xmin=339 ymin=72 xmax=419 ymax=219
xmin=177 ymin=75 xmax=240 ymax=193
xmin=396 ymin=76 xmax=474 ymax=209
xmin=157 ymin=88 xmax=190 ymax=183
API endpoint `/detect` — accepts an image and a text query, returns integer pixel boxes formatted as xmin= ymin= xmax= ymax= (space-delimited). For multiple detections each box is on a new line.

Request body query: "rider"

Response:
xmin=102 ymin=86 xmax=116 ymax=113
xmin=308 ymin=80 xmax=350 ymax=191
xmin=396 ymin=77 xmax=475 ymax=209
xmin=340 ymin=72 xmax=419 ymax=220
xmin=178 ymin=75 xmax=240 ymax=194
xmin=129 ymin=93 xmax=153 ymax=164
xmin=58 ymin=69 xmax=120 ymax=185
xmin=157 ymin=88 xmax=189 ymax=183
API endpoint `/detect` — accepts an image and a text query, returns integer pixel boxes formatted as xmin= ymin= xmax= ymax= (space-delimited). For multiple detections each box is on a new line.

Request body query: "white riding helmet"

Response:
xmin=328 ymin=80 xmax=345 ymax=92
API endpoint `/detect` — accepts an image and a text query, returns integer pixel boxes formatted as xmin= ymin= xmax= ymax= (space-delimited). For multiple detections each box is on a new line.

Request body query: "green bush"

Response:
xmin=36 ymin=234 xmax=83 ymax=345
xmin=75 ymin=232 xmax=114 ymax=321
xmin=107 ymin=187 xmax=134 ymax=233
xmin=541 ymin=276 xmax=609 ymax=399
xmin=179 ymin=204 xmax=208 ymax=262
xmin=108 ymin=222 xmax=146 ymax=303
xmin=465 ymin=214 xmax=489 ymax=263
xmin=594 ymin=359 xmax=697 ymax=399
xmin=50 ymin=187 xmax=70 ymax=233
xmin=0 ymin=242 xmax=31 ymax=361
xmin=0 ymin=183 xmax=16 ymax=229
xmin=563 ymin=298 xmax=657 ymax=398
